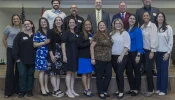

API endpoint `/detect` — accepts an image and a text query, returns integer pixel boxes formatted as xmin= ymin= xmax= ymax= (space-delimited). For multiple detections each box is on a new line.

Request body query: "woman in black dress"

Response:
xmin=47 ymin=16 xmax=64 ymax=97
xmin=61 ymin=18 xmax=79 ymax=98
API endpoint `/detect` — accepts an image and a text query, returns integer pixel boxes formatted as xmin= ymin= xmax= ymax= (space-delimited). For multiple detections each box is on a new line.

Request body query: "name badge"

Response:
xmin=89 ymin=37 xmax=92 ymax=40
xmin=153 ymin=13 xmax=157 ymax=16
xmin=23 ymin=37 xmax=28 ymax=40
xmin=76 ymin=34 xmax=78 ymax=37
xmin=78 ymin=20 xmax=82 ymax=23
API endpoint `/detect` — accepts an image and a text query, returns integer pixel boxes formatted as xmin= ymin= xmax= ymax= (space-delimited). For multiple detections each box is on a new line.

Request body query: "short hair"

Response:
xmin=119 ymin=1 xmax=126 ymax=6
xmin=51 ymin=0 xmax=60 ymax=4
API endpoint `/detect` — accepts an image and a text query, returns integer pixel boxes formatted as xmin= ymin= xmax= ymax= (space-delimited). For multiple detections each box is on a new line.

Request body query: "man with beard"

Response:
xmin=87 ymin=0 xmax=111 ymax=33
xmin=136 ymin=0 xmax=159 ymax=27
xmin=136 ymin=0 xmax=159 ymax=76
xmin=43 ymin=0 xmax=66 ymax=29
xmin=112 ymin=1 xmax=131 ymax=29
xmin=63 ymin=4 xmax=84 ymax=33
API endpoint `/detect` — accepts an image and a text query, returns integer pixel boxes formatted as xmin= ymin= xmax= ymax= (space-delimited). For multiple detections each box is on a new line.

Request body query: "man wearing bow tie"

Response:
xmin=112 ymin=1 xmax=131 ymax=29
xmin=42 ymin=0 xmax=66 ymax=29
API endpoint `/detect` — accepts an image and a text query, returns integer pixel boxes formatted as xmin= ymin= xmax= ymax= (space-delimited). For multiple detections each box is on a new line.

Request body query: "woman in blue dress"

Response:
xmin=33 ymin=17 xmax=50 ymax=96
xmin=77 ymin=20 xmax=94 ymax=97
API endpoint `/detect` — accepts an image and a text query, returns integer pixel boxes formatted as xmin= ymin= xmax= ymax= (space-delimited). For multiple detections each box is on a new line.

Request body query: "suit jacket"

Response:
xmin=87 ymin=10 xmax=111 ymax=33
xmin=112 ymin=12 xmax=131 ymax=29
xmin=136 ymin=7 xmax=159 ymax=27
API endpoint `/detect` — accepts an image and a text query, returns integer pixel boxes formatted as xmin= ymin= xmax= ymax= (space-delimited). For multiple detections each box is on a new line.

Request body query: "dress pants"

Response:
xmin=17 ymin=62 xmax=35 ymax=92
xmin=112 ymin=55 xmax=128 ymax=93
xmin=144 ymin=49 xmax=155 ymax=92
xmin=94 ymin=60 xmax=112 ymax=94
xmin=4 ymin=47 xmax=19 ymax=96
xmin=156 ymin=52 xmax=169 ymax=93
xmin=126 ymin=51 xmax=141 ymax=91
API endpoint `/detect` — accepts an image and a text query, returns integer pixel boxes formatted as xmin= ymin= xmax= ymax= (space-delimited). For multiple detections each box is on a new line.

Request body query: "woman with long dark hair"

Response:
xmin=141 ymin=12 xmax=158 ymax=97
xmin=46 ymin=16 xmax=65 ymax=97
xmin=155 ymin=12 xmax=173 ymax=95
xmin=77 ymin=20 xmax=94 ymax=97
xmin=125 ymin=14 xmax=144 ymax=96
xmin=12 ymin=20 xmax=36 ymax=98
xmin=2 ymin=14 xmax=21 ymax=98
xmin=33 ymin=17 xmax=50 ymax=96
xmin=61 ymin=18 xmax=79 ymax=98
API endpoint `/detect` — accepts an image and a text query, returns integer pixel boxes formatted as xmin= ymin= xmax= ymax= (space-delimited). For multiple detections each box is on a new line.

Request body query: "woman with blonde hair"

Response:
xmin=111 ymin=18 xmax=130 ymax=99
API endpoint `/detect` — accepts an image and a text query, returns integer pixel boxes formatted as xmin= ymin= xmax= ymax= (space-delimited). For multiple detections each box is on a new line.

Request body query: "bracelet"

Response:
xmin=91 ymin=59 xmax=95 ymax=60
xmin=136 ymin=55 xmax=140 ymax=57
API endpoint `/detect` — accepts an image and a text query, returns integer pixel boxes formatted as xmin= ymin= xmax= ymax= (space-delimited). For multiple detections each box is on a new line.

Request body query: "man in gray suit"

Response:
xmin=136 ymin=0 xmax=159 ymax=76
xmin=136 ymin=0 xmax=159 ymax=26
xmin=87 ymin=0 xmax=111 ymax=33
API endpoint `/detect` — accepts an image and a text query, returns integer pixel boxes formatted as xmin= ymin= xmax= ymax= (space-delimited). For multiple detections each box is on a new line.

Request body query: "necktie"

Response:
xmin=122 ymin=13 xmax=125 ymax=21
xmin=97 ymin=11 xmax=100 ymax=27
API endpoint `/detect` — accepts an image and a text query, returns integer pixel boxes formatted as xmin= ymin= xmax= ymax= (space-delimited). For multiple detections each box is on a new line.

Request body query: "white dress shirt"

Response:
xmin=141 ymin=21 xmax=158 ymax=52
xmin=42 ymin=9 xmax=66 ymax=29
xmin=157 ymin=25 xmax=173 ymax=53
xmin=120 ymin=12 xmax=126 ymax=18
xmin=111 ymin=31 xmax=130 ymax=55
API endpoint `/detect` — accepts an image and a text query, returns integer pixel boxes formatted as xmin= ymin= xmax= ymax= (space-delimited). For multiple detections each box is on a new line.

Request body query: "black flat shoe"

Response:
xmin=117 ymin=93 xmax=124 ymax=99
xmin=125 ymin=90 xmax=133 ymax=94
xmin=18 ymin=92 xmax=25 ymax=98
xmin=131 ymin=91 xmax=139 ymax=96
xmin=4 ymin=94 xmax=12 ymax=98
xmin=99 ymin=94 xmax=106 ymax=99
xmin=113 ymin=92 xmax=119 ymax=96
xmin=104 ymin=92 xmax=110 ymax=97
xmin=27 ymin=90 xmax=33 ymax=97
xmin=46 ymin=91 xmax=52 ymax=95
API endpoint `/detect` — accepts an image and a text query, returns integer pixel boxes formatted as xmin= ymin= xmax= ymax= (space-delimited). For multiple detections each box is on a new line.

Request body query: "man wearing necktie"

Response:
xmin=112 ymin=1 xmax=131 ymax=29
xmin=87 ymin=0 xmax=111 ymax=33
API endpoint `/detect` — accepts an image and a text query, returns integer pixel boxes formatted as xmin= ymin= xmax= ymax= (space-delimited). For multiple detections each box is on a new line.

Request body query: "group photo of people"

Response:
xmin=2 ymin=0 xmax=174 ymax=99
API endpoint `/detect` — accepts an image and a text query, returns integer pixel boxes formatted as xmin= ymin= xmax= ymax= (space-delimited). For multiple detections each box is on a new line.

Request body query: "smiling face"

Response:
xmin=128 ymin=15 xmax=136 ymax=26
xmin=70 ymin=4 xmax=78 ymax=15
xmin=84 ymin=21 xmax=92 ymax=32
xmin=52 ymin=0 xmax=60 ymax=10
xmin=119 ymin=2 xmax=127 ymax=13
xmin=142 ymin=12 xmax=150 ymax=23
xmin=114 ymin=20 xmax=122 ymax=30
xmin=40 ymin=19 xmax=48 ymax=29
xmin=54 ymin=17 xmax=63 ymax=27
xmin=24 ymin=21 xmax=33 ymax=31
xmin=95 ymin=0 xmax=102 ymax=10
xmin=143 ymin=0 xmax=151 ymax=8
xmin=98 ymin=22 xmax=106 ymax=32
xmin=68 ymin=19 xmax=76 ymax=30
xmin=12 ymin=15 xmax=20 ymax=26
xmin=157 ymin=13 xmax=164 ymax=24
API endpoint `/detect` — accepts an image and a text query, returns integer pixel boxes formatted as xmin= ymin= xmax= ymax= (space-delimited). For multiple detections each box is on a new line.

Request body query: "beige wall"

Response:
xmin=0 ymin=10 xmax=175 ymax=62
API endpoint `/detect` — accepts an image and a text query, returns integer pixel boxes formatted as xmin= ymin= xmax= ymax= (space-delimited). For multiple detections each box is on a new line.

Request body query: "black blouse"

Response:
xmin=12 ymin=32 xmax=36 ymax=64
xmin=77 ymin=32 xmax=92 ymax=58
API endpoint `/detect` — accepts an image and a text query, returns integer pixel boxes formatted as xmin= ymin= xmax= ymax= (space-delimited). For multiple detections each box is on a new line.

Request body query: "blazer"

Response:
xmin=112 ymin=12 xmax=131 ymax=29
xmin=87 ymin=10 xmax=111 ymax=33
xmin=136 ymin=7 xmax=159 ymax=27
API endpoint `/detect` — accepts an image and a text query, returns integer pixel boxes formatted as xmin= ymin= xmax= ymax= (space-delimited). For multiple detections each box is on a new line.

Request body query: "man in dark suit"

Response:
xmin=112 ymin=1 xmax=131 ymax=29
xmin=136 ymin=0 xmax=159 ymax=76
xmin=136 ymin=0 xmax=159 ymax=26
xmin=87 ymin=0 xmax=111 ymax=33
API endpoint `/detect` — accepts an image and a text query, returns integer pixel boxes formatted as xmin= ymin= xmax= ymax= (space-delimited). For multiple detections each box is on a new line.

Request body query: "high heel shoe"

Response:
xmin=71 ymin=91 xmax=80 ymax=96
xmin=65 ymin=92 xmax=75 ymax=98
xmin=40 ymin=90 xmax=48 ymax=96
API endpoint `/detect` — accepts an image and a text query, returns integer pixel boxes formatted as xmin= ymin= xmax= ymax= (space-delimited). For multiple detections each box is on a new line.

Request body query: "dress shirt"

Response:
xmin=120 ymin=12 xmax=126 ymax=20
xmin=128 ymin=27 xmax=144 ymax=53
xmin=157 ymin=25 xmax=173 ymax=53
xmin=42 ymin=9 xmax=66 ymax=29
xmin=111 ymin=31 xmax=130 ymax=55
xmin=141 ymin=21 xmax=158 ymax=52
